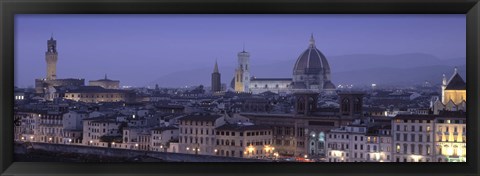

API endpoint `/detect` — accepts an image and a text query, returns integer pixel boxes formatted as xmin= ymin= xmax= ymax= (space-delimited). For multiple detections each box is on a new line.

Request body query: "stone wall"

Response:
xmin=28 ymin=142 xmax=265 ymax=162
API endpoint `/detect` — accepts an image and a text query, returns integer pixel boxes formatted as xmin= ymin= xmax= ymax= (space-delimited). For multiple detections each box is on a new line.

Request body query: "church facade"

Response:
xmin=433 ymin=67 xmax=466 ymax=114
xmin=231 ymin=34 xmax=336 ymax=94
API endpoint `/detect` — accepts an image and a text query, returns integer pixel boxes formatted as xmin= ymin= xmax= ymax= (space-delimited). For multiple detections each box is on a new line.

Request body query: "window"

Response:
xmin=411 ymin=144 xmax=415 ymax=154
xmin=411 ymin=134 xmax=415 ymax=142
xmin=403 ymin=144 xmax=408 ymax=154
xmin=411 ymin=126 xmax=415 ymax=132
xmin=396 ymin=134 xmax=400 ymax=141
xmin=419 ymin=126 xmax=423 ymax=132
xmin=403 ymin=134 xmax=407 ymax=141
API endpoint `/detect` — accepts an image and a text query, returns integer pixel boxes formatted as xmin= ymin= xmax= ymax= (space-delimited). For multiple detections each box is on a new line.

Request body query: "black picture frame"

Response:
xmin=1 ymin=0 xmax=479 ymax=175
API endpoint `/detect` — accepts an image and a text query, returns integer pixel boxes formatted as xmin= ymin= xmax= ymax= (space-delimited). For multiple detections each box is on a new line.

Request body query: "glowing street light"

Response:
xmin=214 ymin=149 xmax=218 ymax=153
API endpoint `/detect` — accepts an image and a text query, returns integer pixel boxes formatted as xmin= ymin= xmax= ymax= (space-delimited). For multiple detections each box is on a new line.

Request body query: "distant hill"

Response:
xmin=332 ymin=65 xmax=466 ymax=87
xmin=148 ymin=53 xmax=466 ymax=88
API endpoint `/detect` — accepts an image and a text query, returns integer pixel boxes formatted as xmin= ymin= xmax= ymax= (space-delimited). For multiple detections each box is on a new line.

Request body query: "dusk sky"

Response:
xmin=15 ymin=14 xmax=466 ymax=88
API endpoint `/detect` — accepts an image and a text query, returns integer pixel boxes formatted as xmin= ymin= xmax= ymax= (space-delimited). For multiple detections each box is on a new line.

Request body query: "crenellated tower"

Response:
xmin=45 ymin=36 xmax=58 ymax=80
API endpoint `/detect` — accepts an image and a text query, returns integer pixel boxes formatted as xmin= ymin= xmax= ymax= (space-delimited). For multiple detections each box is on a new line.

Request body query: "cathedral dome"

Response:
xmin=293 ymin=34 xmax=331 ymax=75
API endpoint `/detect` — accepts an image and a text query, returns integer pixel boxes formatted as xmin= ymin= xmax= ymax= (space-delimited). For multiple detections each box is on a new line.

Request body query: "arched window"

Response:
xmin=354 ymin=98 xmax=361 ymax=112
xmin=319 ymin=132 xmax=325 ymax=142
xmin=342 ymin=98 xmax=350 ymax=112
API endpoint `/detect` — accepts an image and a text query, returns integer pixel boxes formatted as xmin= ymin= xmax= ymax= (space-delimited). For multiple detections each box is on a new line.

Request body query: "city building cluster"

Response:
xmin=14 ymin=35 xmax=466 ymax=162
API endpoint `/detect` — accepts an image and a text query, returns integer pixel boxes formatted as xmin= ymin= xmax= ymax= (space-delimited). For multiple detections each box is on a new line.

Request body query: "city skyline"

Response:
xmin=15 ymin=14 xmax=466 ymax=88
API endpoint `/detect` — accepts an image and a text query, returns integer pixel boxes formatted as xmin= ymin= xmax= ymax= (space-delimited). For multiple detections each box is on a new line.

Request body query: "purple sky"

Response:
xmin=15 ymin=14 xmax=466 ymax=88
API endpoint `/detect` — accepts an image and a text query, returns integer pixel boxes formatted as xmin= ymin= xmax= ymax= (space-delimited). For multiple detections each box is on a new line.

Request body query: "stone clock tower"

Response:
xmin=45 ymin=36 xmax=58 ymax=80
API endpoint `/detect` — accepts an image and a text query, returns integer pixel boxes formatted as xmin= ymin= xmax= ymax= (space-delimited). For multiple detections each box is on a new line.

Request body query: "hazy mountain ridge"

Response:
xmin=148 ymin=53 xmax=466 ymax=88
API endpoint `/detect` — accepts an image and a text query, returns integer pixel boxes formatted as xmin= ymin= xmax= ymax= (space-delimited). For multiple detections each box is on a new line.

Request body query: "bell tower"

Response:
xmin=234 ymin=45 xmax=250 ymax=92
xmin=45 ymin=36 xmax=58 ymax=80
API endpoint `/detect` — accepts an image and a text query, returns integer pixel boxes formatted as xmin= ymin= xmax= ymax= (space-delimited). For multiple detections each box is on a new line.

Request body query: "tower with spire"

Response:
xmin=211 ymin=60 xmax=221 ymax=93
xmin=234 ymin=45 xmax=251 ymax=93
xmin=45 ymin=35 xmax=58 ymax=80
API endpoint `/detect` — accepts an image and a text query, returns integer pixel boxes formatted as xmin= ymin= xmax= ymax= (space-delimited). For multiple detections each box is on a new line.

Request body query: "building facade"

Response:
xmin=88 ymin=74 xmax=120 ymax=89
xmin=433 ymin=67 xmax=466 ymax=114
xmin=215 ymin=123 xmax=273 ymax=159
xmin=392 ymin=115 xmax=435 ymax=162
xmin=178 ymin=115 xmax=226 ymax=155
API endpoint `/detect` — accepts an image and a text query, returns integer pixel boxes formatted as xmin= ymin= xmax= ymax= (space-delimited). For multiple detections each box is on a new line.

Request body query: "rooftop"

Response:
xmin=178 ymin=114 xmax=223 ymax=122
xmin=216 ymin=123 xmax=272 ymax=131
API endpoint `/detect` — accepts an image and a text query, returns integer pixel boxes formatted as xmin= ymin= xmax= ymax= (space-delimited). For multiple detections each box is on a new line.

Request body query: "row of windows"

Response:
xmin=181 ymin=136 xmax=214 ymax=145
xmin=275 ymin=127 xmax=295 ymax=136
xmin=437 ymin=119 xmax=465 ymax=124
xmin=253 ymin=84 xmax=284 ymax=89
xmin=395 ymin=119 xmax=432 ymax=124
xmin=395 ymin=125 xmax=431 ymax=132
xmin=181 ymin=121 xmax=213 ymax=126
xmin=437 ymin=126 xmax=466 ymax=133
xmin=65 ymin=94 xmax=124 ymax=98
xmin=180 ymin=127 xmax=214 ymax=135
xmin=152 ymin=130 xmax=174 ymax=135
xmin=395 ymin=143 xmax=432 ymax=155
xmin=395 ymin=133 xmax=431 ymax=142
